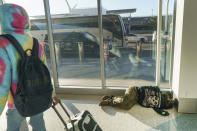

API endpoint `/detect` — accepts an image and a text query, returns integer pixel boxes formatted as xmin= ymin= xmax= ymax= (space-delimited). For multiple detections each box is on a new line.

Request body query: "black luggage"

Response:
xmin=52 ymin=101 xmax=102 ymax=131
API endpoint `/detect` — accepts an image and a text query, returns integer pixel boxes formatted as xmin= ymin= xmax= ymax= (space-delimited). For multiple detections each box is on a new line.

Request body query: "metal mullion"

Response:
xmin=165 ymin=0 xmax=169 ymax=33
xmin=169 ymin=0 xmax=177 ymax=87
xmin=43 ymin=0 xmax=59 ymax=88
xmin=156 ymin=0 xmax=162 ymax=86
xmin=97 ymin=0 xmax=106 ymax=89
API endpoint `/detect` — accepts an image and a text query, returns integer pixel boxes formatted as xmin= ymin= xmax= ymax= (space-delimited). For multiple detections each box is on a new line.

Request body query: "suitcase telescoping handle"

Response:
xmin=52 ymin=101 xmax=75 ymax=131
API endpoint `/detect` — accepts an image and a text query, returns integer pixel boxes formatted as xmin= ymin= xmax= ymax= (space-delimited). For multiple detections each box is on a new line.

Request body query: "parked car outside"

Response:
xmin=127 ymin=33 xmax=148 ymax=43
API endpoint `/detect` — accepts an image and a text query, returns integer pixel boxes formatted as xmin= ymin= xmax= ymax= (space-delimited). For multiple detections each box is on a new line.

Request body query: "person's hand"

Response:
xmin=52 ymin=96 xmax=60 ymax=105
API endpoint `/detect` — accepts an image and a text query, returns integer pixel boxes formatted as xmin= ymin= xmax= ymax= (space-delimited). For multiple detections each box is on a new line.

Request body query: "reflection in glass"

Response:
xmin=30 ymin=11 xmax=128 ymax=87
xmin=103 ymin=0 xmax=159 ymax=87
xmin=15 ymin=0 xmax=176 ymax=89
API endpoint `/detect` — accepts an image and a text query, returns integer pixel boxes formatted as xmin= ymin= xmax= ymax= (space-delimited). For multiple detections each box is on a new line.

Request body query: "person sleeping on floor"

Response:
xmin=99 ymin=86 xmax=176 ymax=116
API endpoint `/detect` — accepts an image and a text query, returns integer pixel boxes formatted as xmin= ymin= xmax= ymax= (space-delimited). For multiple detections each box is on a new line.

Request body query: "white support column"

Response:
xmin=172 ymin=0 xmax=197 ymax=113
xmin=156 ymin=0 xmax=162 ymax=86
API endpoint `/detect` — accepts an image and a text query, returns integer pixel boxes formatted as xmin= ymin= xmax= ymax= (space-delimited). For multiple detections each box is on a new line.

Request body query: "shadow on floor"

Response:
xmin=100 ymin=104 xmax=179 ymax=130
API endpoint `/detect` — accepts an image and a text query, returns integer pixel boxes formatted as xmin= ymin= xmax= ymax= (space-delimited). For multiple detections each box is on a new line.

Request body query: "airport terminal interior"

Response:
xmin=0 ymin=0 xmax=197 ymax=131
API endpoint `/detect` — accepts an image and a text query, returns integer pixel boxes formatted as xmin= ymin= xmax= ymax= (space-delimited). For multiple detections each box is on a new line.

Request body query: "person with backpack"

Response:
xmin=0 ymin=4 xmax=59 ymax=131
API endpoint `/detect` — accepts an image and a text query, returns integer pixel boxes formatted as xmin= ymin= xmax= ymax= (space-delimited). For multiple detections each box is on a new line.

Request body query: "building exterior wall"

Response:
xmin=172 ymin=0 xmax=185 ymax=98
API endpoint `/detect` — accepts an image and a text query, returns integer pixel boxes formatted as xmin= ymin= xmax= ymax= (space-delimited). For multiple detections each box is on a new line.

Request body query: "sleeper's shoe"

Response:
xmin=99 ymin=99 xmax=113 ymax=106
xmin=101 ymin=95 xmax=114 ymax=101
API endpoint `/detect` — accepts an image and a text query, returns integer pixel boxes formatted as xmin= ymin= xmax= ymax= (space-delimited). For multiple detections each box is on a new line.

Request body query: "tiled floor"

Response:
xmin=0 ymin=95 xmax=196 ymax=131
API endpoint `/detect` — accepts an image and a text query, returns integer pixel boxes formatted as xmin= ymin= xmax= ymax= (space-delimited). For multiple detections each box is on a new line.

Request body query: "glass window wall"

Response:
xmin=102 ymin=0 xmax=158 ymax=87
xmin=47 ymin=0 xmax=101 ymax=87
xmin=2 ymin=0 xmax=176 ymax=91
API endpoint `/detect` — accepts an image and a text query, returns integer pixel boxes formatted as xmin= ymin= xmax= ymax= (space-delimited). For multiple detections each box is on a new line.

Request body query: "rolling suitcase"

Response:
xmin=52 ymin=101 xmax=102 ymax=131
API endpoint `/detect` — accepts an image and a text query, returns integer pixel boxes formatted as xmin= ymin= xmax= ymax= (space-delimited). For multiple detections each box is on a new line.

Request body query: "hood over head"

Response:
xmin=0 ymin=3 xmax=30 ymax=35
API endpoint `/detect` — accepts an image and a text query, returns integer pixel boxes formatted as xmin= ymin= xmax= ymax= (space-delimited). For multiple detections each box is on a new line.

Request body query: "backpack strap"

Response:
xmin=32 ymin=38 xmax=39 ymax=58
xmin=1 ymin=34 xmax=26 ymax=58
xmin=2 ymin=34 xmax=39 ymax=58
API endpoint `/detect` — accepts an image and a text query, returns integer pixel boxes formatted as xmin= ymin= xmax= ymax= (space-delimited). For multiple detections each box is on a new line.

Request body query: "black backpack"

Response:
xmin=2 ymin=34 xmax=53 ymax=117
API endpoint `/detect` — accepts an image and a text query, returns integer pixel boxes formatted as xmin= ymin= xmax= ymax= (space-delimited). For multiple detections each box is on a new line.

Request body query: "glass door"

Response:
xmin=48 ymin=0 xmax=101 ymax=88
xmin=160 ymin=0 xmax=176 ymax=88
xmin=102 ymin=0 xmax=158 ymax=87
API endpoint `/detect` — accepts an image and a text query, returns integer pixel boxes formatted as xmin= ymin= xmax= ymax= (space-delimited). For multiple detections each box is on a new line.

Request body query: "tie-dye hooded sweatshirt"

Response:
xmin=0 ymin=4 xmax=48 ymax=115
